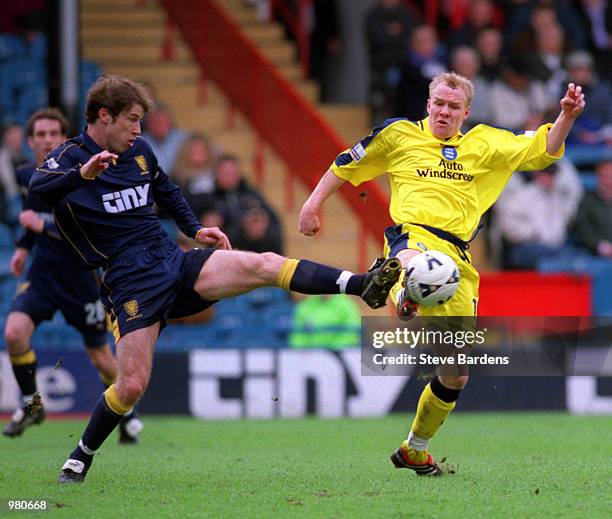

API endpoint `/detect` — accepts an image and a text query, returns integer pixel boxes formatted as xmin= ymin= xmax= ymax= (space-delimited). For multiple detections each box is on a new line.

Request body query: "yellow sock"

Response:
xmin=408 ymin=383 xmax=456 ymax=450
xmin=104 ymin=384 xmax=132 ymax=415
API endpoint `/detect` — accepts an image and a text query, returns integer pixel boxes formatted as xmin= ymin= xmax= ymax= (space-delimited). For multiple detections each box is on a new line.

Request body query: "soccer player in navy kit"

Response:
xmin=30 ymin=76 xmax=401 ymax=483
xmin=3 ymin=108 xmax=142 ymax=443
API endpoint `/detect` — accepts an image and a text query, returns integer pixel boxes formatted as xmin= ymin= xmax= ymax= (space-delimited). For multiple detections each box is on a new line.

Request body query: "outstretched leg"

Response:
xmin=194 ymin=250 xmax=400 ymax=309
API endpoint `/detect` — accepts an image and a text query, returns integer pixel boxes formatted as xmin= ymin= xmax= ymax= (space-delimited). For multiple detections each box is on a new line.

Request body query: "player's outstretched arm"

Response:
xmin=546 ymin=83 xmax=586 ymax=155
xmin=30 ymin=150 xmax=117 ymax=206
xmin=299 ymin=169 xmax=346 ymax=236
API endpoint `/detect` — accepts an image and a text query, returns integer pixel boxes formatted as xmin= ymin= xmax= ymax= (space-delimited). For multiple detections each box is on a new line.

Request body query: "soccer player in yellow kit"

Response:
xmin=299 ymin=72 xmax=585 ymax=475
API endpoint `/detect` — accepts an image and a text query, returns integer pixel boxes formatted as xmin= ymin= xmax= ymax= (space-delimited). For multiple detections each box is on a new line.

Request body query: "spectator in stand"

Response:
xmin=524 ymin=22 xmax=569 ymax=114
xmin=574 ymin=160 xmax=612 ymax=258
xmin=307 ymin=0 xmax=342 ymax=102
xmin=0 ymin=124 xmax=26 ymax=201
xmin=505 ymin=1 xmax=588 ymax=55
xmin=171 ymin=133 xmax=218 ymax=202
xmin=494 ymin=160 xmax=583 ymax=269
xmin=395 ymin=25 xmax=446 ymax=121
xmin=365 ymin=0 xmax=418 ymax=124
xmin=560 ymin=51 xmax=611 ymax=146
xmin=446 ymin=0 xmax=500 ymax=50
xmin=488 ymin=56 xmax=548 ymax=132
xmin=289 ymin=294 xmax=361 ymax=349
xmin=198 ymin=154 xmax=282 ymax=246
xmin=235 ymin=206 xmax=283 ymax=254
xmin=449 ymin=46 xmax=492 ymax=129
xmin=142 ymin=103 xmax=188 ymax=174
xmin=474 ymin=27 xmax=505 ymax=82
xmin=576 ymin=0 xmax=611 ymax=77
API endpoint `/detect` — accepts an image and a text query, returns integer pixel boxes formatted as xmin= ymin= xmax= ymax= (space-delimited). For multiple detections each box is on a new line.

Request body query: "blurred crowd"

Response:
xmin=0 ymin=98 xmax=285 ymax=258
xmin=363 ymin=0 xmax=612 ymax=268
xmin=365 ymin=0 xmax=611 ymax=144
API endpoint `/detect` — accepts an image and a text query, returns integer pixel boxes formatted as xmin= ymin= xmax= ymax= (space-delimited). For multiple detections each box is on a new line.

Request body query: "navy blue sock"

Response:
xmin=345 ymin=274 xmax=366 ymax=295
xmin=289 ymin=260 xmax=364 ymax=295
xmin=12 ymin=361 xmax=37 ymax=399
xmin=70 ymin=393 xmax=123 ymax=464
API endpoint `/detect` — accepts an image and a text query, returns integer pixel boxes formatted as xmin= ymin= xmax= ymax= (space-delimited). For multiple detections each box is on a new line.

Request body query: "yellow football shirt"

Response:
xmin=330 ymin=117 xmax=563 ymax=241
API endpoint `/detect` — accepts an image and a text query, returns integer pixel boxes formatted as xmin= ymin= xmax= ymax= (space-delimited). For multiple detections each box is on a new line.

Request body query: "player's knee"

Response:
xmin=253 ymin=252 xmax=284 ymax=282
xmin=116 ymin=376 xmax=148 ymax=405
xmin=4 ymin=324 xmax=29 ymax=353
xmin=439 ymin=374 xmax=469 ymax=389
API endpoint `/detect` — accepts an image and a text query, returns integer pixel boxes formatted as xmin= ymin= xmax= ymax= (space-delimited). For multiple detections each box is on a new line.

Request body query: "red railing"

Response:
xmin=161 ymin=0 xmax=393 ymax=267
xmin=269 ymin=0 xmax=311 ymax=78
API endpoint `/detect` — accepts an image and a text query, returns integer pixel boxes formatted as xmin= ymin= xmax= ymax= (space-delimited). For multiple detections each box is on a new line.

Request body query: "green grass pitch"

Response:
xmin=1 ymin=413 xmax=610 ymax=518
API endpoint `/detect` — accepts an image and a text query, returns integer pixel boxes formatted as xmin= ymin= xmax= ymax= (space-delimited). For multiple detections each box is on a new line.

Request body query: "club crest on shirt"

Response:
xmin=135 ymin=155 xmax=148 ymax=174
xmin=124 ymin=300 xmax=143 ymax=321
xmin=441 ymin=146 xmax=457 ymax=161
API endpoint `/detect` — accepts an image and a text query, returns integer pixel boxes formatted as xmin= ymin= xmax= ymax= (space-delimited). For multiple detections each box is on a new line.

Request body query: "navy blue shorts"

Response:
xmin=11 ymin=262 xmax=108 ymax=347
xmin=100 ymin=239 xmax=217 ymax=341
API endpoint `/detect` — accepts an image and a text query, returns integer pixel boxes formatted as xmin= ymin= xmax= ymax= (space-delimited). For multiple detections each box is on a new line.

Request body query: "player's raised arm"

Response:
xmin=30 ymin=148 xmax=117 ymax=207
xmin=546 ymin=83 xmax=586 ymax=155
xmin=299 ymin=168 xmax=346 ymax=236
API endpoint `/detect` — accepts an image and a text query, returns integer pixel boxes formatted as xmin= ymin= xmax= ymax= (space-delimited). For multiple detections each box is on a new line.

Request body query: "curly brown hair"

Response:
xmin=85 ymin=75 xmax=153 ymax=123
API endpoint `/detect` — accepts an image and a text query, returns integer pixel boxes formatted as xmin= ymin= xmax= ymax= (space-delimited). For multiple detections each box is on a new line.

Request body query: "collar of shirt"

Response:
xmin=80 ymin=129 xmax=104 ymax=155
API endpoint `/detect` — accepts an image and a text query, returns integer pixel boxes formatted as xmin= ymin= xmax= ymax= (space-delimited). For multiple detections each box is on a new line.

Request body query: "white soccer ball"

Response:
xmin=404 ymin=251 xmax=460 ymax=307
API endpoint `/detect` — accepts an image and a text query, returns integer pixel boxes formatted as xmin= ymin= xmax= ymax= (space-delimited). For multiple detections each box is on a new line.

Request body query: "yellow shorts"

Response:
xmin=383 ymin=224 xmax=479 ymax=317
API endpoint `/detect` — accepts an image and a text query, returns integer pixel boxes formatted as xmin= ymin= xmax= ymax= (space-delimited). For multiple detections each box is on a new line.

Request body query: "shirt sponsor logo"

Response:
xmin=416 ymin=159 xmax=473 ymax=181
xmin=46 ymin=157 xmax=60 ymax=169
xmin=349 ymin=143 xmax=366 ymax=162
xmin=102 ymin=184 xmax=149 ymax=213
xmin=441 ymin=146 xmax=457 ymax=161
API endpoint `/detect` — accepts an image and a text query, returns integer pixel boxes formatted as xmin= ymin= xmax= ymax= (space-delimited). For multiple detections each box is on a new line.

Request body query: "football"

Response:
xmin=404 ymin=250 xmax=460 ymax=306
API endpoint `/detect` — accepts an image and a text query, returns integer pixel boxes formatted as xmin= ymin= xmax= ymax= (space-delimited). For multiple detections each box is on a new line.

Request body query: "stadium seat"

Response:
xmin=579 ymin=171 xmax=598 ymax=191
xmin=0 ymin=223 xmax=14 ymax=252
xmin=0 ymin=33 xmax=28 ymax=62
xmin=566 ymin=145 xmax=612 ymax=167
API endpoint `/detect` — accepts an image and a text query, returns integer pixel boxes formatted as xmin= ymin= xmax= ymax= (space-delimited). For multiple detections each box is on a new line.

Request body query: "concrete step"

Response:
xmin=319 ymin=104 xmax=371 ymax=146
xmin=80 ymin=10 xmax=165 ymax=28
xmin=81 ymin=0 xmax=158 ymax=7
xmin=257 ymin=42 xmax=295 ymax=65
xmin=101 ymin=60 xmax=199 ymax=82
xmin=241 ymin=23 xmax=286 ymax=44
xmin=80 ymin=27 xmax=165 ymax=42
xmin=83 ymin=44 xmax=192 ymax=63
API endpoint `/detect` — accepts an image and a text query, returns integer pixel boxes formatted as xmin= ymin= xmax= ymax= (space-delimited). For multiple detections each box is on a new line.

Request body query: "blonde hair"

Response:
xmin=429 ymin=72 xmax=474 ymax=108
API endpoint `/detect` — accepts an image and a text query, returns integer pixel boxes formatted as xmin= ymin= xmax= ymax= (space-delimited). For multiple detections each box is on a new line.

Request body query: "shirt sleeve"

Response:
xmin=29 ymin=144 xmax=91 ymax=207
xmin=489 ymin=123 xmax=563 ymax=173
xmin=329 ymin=120 xmax=395 ymax=186
xmin=151 ymin=165 xmax=202 ymax=239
